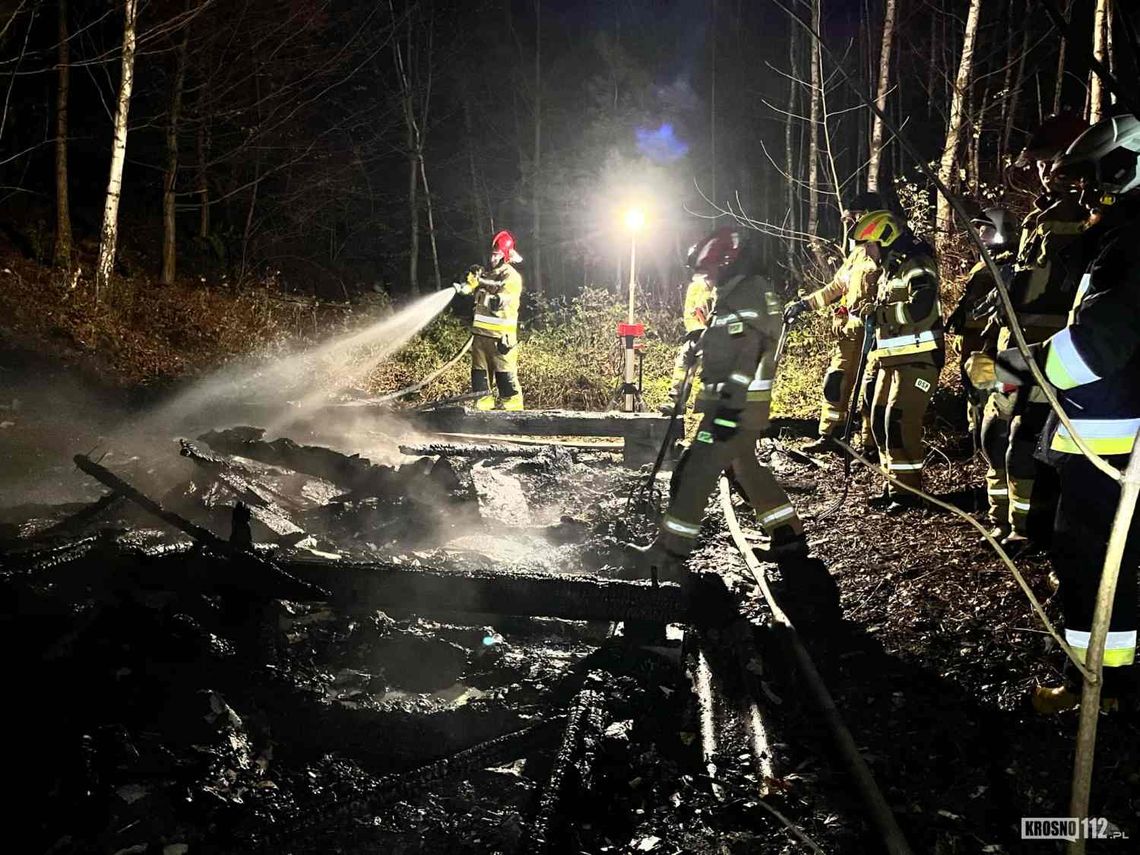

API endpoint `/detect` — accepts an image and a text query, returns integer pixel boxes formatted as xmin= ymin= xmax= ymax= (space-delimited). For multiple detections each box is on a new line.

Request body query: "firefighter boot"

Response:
xmin=755 ymin=526 xmax=810 ymax=562
xmin=802 ymin=436 xmax=838 ymax=455
xmin=1031 ymin=684 xmax=1081 ymax=715
xmin=501 ymin=393 xmax=524 ymax=411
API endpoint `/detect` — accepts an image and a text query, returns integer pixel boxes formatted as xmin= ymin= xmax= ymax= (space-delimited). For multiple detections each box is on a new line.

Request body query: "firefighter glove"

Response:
xmin=995 ymin=345 xmax=1041 ymax=389
xmin=963 ymin=352 xmax=999 ymax=391
xmin=496 ymin=336 xmax=515 ymax=355
xmin=783 ymin=299 xmax=809 ymax=324
xmin=711 ymin=407 xmax=742 ymax=441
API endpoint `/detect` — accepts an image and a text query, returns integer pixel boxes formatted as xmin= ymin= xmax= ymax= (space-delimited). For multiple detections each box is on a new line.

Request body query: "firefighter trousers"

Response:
xmin=471 ymin=333 xmax=522 ymax=410
xmin=658 ymin=418 xmax=803 ymax=557
xmin=818 ymin=330 xmax=874 ymax=446
xmin=980 ymin=395 xmax=1058 ymax=539
xmin=958 ymin=327 xmax=989 ymax=440
xmin=1052 ymin=453 xmax=1138 ymax=695
xmin=867 ymin=362 xmax=938 ymax=498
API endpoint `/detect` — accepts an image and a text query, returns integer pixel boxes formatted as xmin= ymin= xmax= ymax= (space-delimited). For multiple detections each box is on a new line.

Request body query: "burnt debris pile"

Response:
xmin=0 ymin=428 xmax=828 ymax=854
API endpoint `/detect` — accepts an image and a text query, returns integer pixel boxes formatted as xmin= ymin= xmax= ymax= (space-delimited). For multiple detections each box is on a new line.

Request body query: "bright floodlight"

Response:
xmin=624 ymin=207 xmax=646 ymax=231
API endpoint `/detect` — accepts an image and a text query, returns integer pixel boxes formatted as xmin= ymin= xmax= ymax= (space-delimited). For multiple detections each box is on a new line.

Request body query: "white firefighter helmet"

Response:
xmin=1053 ymin=113 xmax=1140 ymax=197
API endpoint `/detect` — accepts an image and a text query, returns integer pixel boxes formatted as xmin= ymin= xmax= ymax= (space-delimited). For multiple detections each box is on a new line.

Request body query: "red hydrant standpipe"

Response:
xmin=618 ymin=321 xmax=645 ymax=412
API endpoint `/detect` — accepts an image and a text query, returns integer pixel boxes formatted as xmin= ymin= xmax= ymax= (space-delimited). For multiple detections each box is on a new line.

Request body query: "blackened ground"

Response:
xmin=731 ymin=433 xmax=1140 ymax=854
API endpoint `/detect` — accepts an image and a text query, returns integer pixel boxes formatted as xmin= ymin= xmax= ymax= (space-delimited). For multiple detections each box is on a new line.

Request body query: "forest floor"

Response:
xmin=2 ymin=329 xmax=1138 ymax=854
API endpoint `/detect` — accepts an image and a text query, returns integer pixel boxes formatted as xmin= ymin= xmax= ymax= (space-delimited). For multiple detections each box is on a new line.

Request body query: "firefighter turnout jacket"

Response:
xmin=460 ymin=262 xmax=523 ymax=343
xmin=1032 ymin=201 xmax=1140 ymax=679
xmin=683 ymin=273 xmax=715 ymax=334
xmin=1038 ymin=206 xmax=1140 ymax=458
xmin=980 ymin=194 xmax=1089 ymax=539
xmin=864 ymin=246 xmax=944 ymax=497
xmin=457 ymin=262 xmax=525 ymax=410
xmin=658 ymin=274 xmax=803 ymax=558
xmin=804 ymin=244 xmax=880 ymax=438
xmin=667 ymin=274 xmax=715 ymax=403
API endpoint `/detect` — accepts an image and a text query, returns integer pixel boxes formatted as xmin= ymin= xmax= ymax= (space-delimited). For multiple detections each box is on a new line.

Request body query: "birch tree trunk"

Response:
xmin=95 ymin=0 xmax=139 ymax=299
xmin=867 ymin=0 xmax=897 ymax=193
xmin=531 ymin=0 xmax=542 ymax=294
xmin=1090 ymin=0 xmax=1109 ymax=123
xmin=935 ymin=0 xmax=981 ymax=255
xmin=161 ymin=27 xmax=189 ymax=285
xmin=807 ymin=0 xmax=822 ymax=261
xmin=52 ymin=0 xmax=71 ymax=270
xmin=784 ymin=22 xmax=798 ymax=275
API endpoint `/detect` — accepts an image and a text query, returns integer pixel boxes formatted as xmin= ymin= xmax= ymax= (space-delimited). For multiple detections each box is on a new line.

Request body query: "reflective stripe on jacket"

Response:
xmin=470 ymin=263 xmax=523 ymax=339
xmin=869 ymin=252 xmax=945 ymax=367
xmin=696 ymin=275 xmax=782 ymax=425
xmin=1039 ymin=205 xmax=1140 ymax=457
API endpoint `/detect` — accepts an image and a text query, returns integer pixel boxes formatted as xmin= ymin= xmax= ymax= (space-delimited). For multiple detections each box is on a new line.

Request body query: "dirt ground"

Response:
xmin=2 ymin=340 xmax=1138 ymax=854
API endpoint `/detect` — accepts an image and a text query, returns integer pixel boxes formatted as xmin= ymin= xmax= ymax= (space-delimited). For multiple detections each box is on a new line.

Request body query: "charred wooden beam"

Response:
xmin=283 ymin=557 xmax=687 ymax=623
xmin=526 ymin=676 xmax=608 ymax=854
xmin=73 ymin=455 xmax=326 ymax=601
xmin=401 ymin=407 xmax=670 ymax=467
xmin=197 ymin=426 xmax=411 ymax=496
xmin=398 ymin=441 xmax=551 ymax=458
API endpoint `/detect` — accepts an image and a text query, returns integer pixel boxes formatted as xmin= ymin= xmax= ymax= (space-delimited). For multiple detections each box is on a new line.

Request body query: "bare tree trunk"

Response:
xmin=95 ymin=0 xmax=139 ymax=299
xmin=1090 ymin=0 xmax=1110 ymax=123
xmin=784 ymin=20 xmax=798 ymax=275
xmin=1053 ymin=0 xmax=1072 ymax=114
xmin=52 ymin=0 xmax=71 ymax=270
xmin=867 ymin=0 xmax=897 ymax=192
xmin=1002 ymin=8 xmax=1030 ymax=166
xmin=462 ymin=91 xmax=488 ymax=244
xmin=531 ymin=0 xmax=542 ymax=294
xmin=807 ymin=0 xmax=822 ymax=261
xmin=196 ymin=121 xmax=210 ymax=239
xmin=936 ymin=0 xmax=981 ymax=255
xmin=419 ymin=154 xmax=441 ymax=292
xmin=161 ymin=24 xmax=189 ymax=285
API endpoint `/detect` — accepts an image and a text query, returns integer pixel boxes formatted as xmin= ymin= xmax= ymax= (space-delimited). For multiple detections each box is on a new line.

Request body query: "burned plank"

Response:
xmin=398 ymin=441 xmax=551 ymax=458
xmin=179 ymin=439 xmax=306 ymax=540
xmin=72 ymin=455 xmax=326 ymax=601
xmin=283 ymin=558 xmax=687 ymax=623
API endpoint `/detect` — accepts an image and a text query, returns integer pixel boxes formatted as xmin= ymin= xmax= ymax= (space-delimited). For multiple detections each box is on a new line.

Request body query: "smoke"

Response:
xmin=0 ymin=290 xmax=456 ymax=509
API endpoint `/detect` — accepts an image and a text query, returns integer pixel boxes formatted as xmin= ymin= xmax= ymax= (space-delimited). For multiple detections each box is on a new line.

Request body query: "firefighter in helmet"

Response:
xmin=996 ymin=113 xmax=1140 ymax=713
xmin=638 ymin=227 xmax=807 ymax=587
xmin=660 ymin=245 xmax=715 ymax=415
xmin=853 ymin=210 xmax=944 ymax=512
xmin=783 ymin=191 xmax=884 ymax=455
xmin=947 ymin=207 xmax=1015 ymax=444
xmin=979 ymin=114 xmax=1091 ymax=549
xmin=454 ymin=230 xmax=524 ymax=410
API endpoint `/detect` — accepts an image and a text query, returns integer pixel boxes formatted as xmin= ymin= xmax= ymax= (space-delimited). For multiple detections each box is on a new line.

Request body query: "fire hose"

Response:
xmin=373 ymin=335 xmax=474 ymax=404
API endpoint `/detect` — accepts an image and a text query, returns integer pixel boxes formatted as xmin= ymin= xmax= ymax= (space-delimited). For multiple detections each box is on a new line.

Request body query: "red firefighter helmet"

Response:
xmin=689 ymin=226 xmax=743 ymax=277
xmin=490 ymin=230 xmax=522 ymax=266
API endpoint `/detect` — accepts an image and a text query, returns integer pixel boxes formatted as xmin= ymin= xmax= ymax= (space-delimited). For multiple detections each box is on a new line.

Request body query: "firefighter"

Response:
xmin=945 ymin=208 xmax=1014 ymax=443
xmin=639 ymin=227 xmax=807 ymax=586
xmin=996 ymin=113 xmax=1140 ymax=712
xmin=850 ymin=211 xmax=944 ymax=512
xmin=979 ymin=115 xmax=1090 ymax=548
xmin=454 ymin=230 xmax=524 ymax=411
xmin=660 ymin=250 xmax=715 ymax=415
xmin=783 ymin=191 xmax=883 ymax=454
